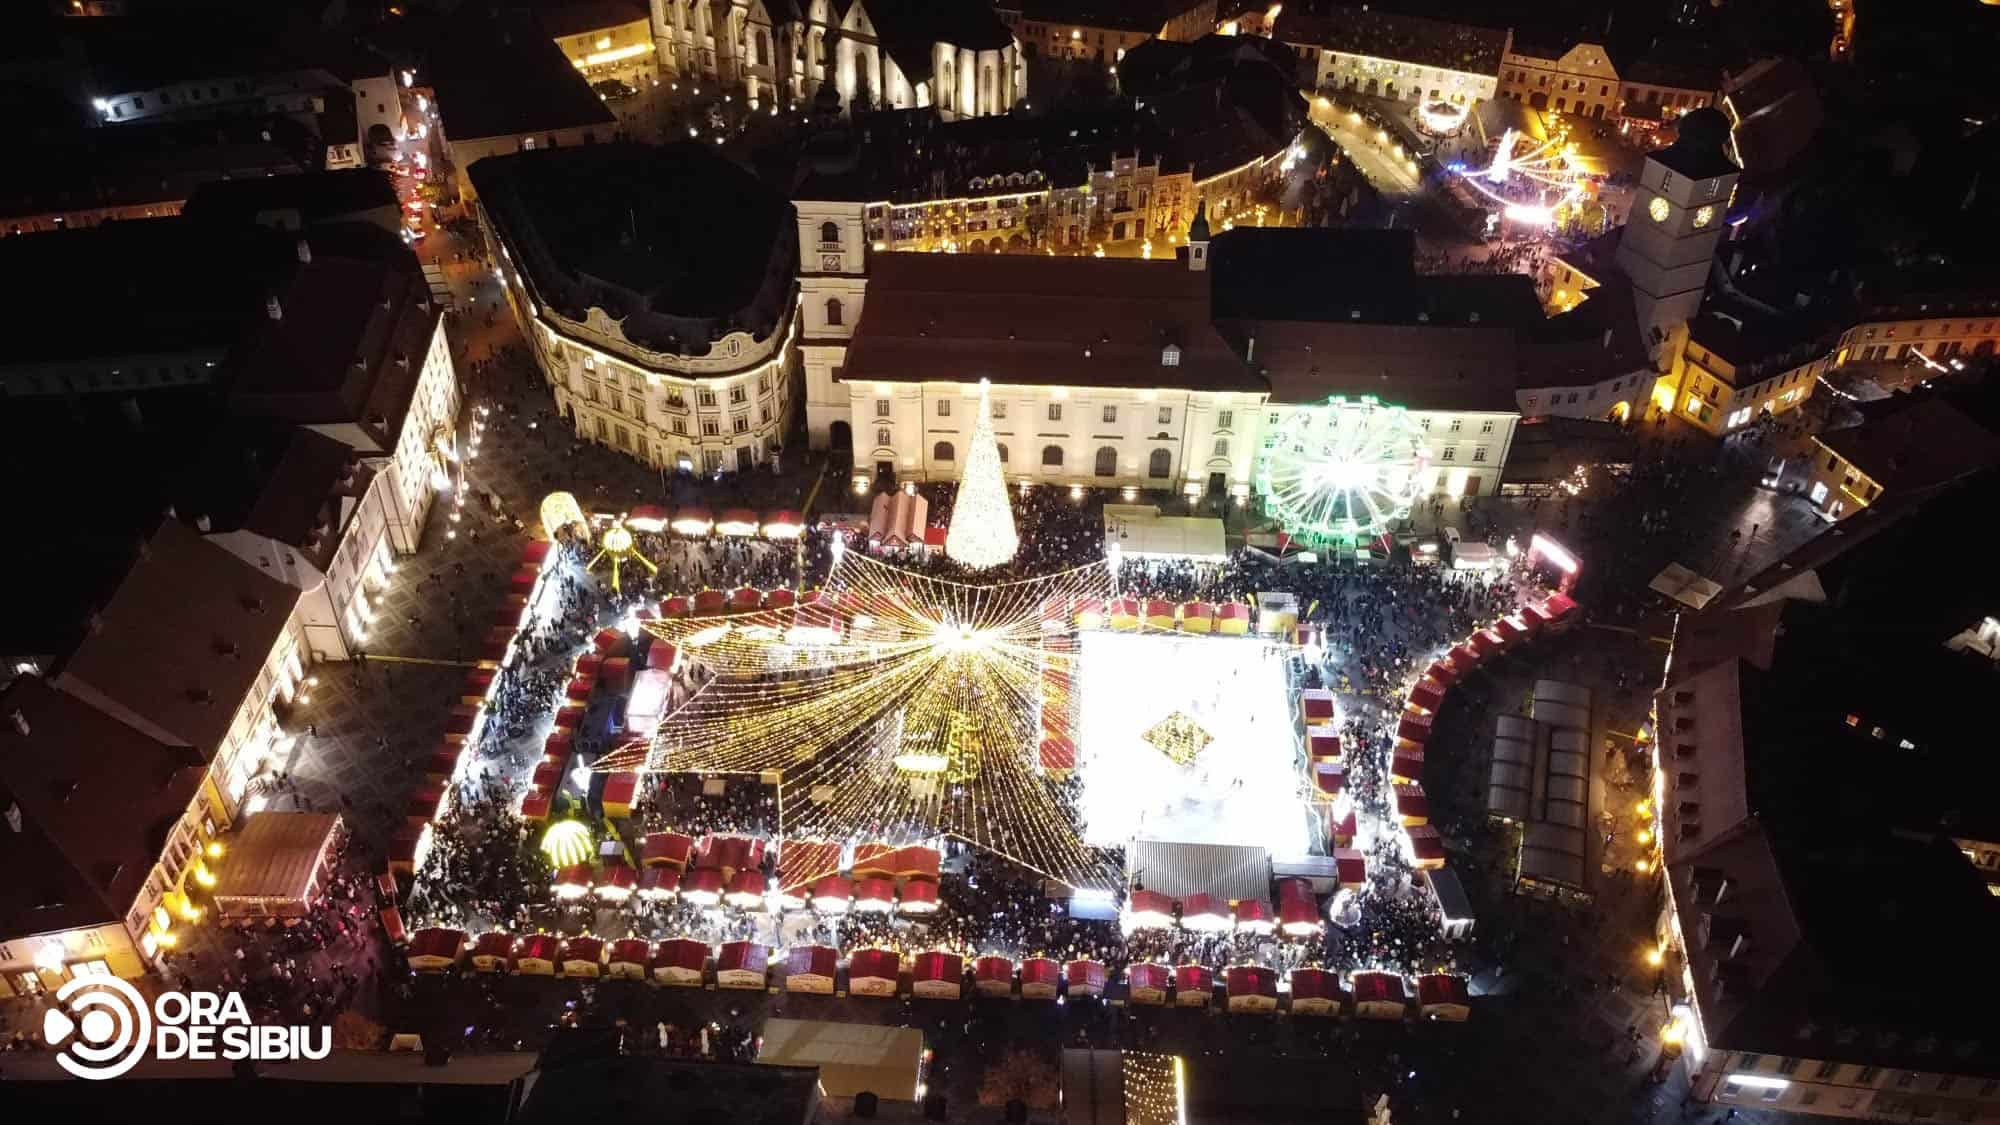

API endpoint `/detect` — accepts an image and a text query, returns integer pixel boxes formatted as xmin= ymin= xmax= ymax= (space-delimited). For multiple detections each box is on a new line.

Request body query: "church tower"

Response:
xmin=793 ymin=84 xmax=870 ymax=452
xmin=1613 ymin=107 xmax=1740 ymax=352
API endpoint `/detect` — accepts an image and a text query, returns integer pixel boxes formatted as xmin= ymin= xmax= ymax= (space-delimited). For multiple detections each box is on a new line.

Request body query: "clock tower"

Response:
xmin=1613 ymin=107 xmax=1739 ymax=351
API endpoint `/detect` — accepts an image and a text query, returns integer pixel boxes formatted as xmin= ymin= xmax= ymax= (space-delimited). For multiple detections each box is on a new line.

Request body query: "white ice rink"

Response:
xmin=1073 ymin=631 xmax=1313 ymax=856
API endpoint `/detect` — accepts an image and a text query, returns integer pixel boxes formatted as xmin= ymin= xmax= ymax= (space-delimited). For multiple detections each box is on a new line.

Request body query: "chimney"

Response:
xmin=1245 ymin=334 xmax=1255 ymax=364
xmin=194 ymin=514 xmax=211 ymax=533
xmin=296 ymin=239 xmax=312 ymax=264
xmin=266 ymin=295 xmax=283 ymax=321
xmin=1602 ymin=328 xmax=1613 ymax=349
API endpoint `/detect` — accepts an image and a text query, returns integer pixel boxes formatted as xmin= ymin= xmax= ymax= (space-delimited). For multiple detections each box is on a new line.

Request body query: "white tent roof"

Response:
xmin=757 ymin=1019 xmax=924 ymax=1100
xmin=1128 ymin=839 xmax=1271 ymax=903
xmin=1650 ymin=562 xmax=1725 ymax=609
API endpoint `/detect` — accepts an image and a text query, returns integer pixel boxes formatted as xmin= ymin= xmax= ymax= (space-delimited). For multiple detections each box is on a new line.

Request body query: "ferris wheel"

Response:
xmin=1254 ymin=396 xmax=1432 ymax=544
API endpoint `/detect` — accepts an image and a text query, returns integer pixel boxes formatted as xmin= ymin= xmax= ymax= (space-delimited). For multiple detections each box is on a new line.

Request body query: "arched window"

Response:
xmin=825 ymin=298 xmax=843 ymax=326
xmin=1094 ymin=446 xmax=1117 ymax=477
xmin=997 ymin=442 xmax=1009 ymax=463
xmin=755 ymin=32 xmax=768 ymax=66
xmin=1041 ymin=444 xmax=1064 ymax=467
xmin=1147 ymin=448 xmax=1171 ymax=478
xmin=933 ymin=441 xmax=955 ymax=462
xmin=819 ymin=220 xmax=839 ymax=244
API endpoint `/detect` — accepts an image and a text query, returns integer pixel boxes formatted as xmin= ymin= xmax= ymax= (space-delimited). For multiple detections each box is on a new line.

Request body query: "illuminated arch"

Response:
xmin=540 ymin=491 xmax=588 ymax=543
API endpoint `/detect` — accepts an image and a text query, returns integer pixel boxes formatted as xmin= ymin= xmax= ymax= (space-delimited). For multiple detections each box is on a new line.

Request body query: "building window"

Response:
xmin=1815 ymin=1061 xmax=1840 ymax=1080
xmin=1213 ymin=439 xmax=1229 ymax=458
xmin=1147 ymin=448 xmax=1170 ymax=477
xmin=826 ymin=298 xmax=843 ymax=326
xmin=819 ymin=220 xmax=839 ymax=244
xmin=992 ymin=401 xmax=1006 ymax=419
xmin=875 ymin=398 xmax=890 ymax=417
xmin=1480 ymin=419 xmax=1494 ymax=433
xmin=672 ymin=419 xmax=687 ymax=435
xmin=1442 ymin=447 xmax=1457 ymax=461
xmin=1217 ymin=409 xmax=1233 ymax=429
xmin=1778 ymin=1058 xmax=1802 ymax=1076
xmin=1041 ymin=444 xmax=1064 ymax=467
xmin=1157 ymin=406 xmax=1172 ymax=425
xmin=1102 ymin=405 xmax=1117 ymax=424
xmin=937 ymin=398 xmax=952 ymax=417
xmin=1161 ymin=345 xmax=1180 ymax=367
xmin=730 ymin=386 xmax=747 ymax=405
xmin=1472 ymin=447 xmax=1488 ymax=462
xmin=698 ymin=388 xmax=717 ymax=407
xmin=1048 ymin=403 xmax=1063 ymax=422
xmin=1094 ymin=446 xmax=1117 ymax=476
xmin=1855 ymin=1067 xmax=1879 ymax=1084
xmin=733 ymin=416 xmax=749 ymax=434
xmin=702 ymin=419 xmax=719 ymax=436
xmin=997 ymin=443 xmax=1009 ymax=462
xmin=933 ymin=441 xmax=956 ymax=462
xmin=876 ymin=427 xmax=891 ymax=446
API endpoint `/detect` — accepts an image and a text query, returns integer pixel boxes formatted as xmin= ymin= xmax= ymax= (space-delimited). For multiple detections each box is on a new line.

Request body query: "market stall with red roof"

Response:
xmin=608 ymin=939 xmax=650 ymax=980
xmin=660 ymin=595 xmax=691 ymax=618
xmin=671 ymin=507 xmax=713 ymax=536
xmin=407 ymin=928 xmax=464 ymax=973
xmin=1179 ymin=893 xmax=1229 ymax=932
xmin=1289 ymin=967 xmax=1343 ymax=1016
xmin=1332 ymin=808 xmax=1359 ymax=848
xmin=853 ymin=876 xmax=896 ymax=913
xmin=1226 ymin=965 xmax=1279 ymax=1012
xmin=1417 ymin=973 xmax=1471 ymax=1021
xmin=894 ymin=846 xmax=942 ymax=883
xmin=552 ymin=865 xmax=591 ymax=900
xmin=1143 ymin=599 xmax=1177 ymax=630
xmin=725 ymin=870 xmax=768 ymax=909
xmin=406 ymin=784 xmax=443 ymax=828
xmin=1217 ymin=602 xmax=1251 ymax=635
xmin=762 ymin=510 xmax=803 ymax=539
xmin=1496 ymin=614 xmax=1530 ymax=645
xmin=626 ymin=504 xmax=670 ymax=533
xmin=637 ymin=867 xmax=680 ymax=901
xmin=1039 ymin=735 xmax=1076 ymax=777
xmin=785 ymin=945 xmax=838 ymax=993
xmin=461 ymin=670 xmax=495 ymax=705
xmin=1174 ymin=964 xmax=1214 ymax=1006
xmin=1395 ymin=710 xmax=1433 ymax=745
xmin=848 ymin=948 xmax=901 ymax=997
xmin=1424 ymin=658 xmax=1459 ymax=686
xmin=811 ymin=874 xmax=854 ymax=913
xmin=764 ymin=587 xmax=796 ymax=609
xmin=1311 ymin=761 xmax=1346 ymax=800
xmin=716 ymin=509 xmax=759 ymax=536
xmin=652 ymin=938 xmax=709 ymax=986
xmin=514 ymin=934 xmax=559 ymax=976
xmin=1298 ymin=688 xmax=1336 ymax=724
xmin=1074 ymin=598 xmax=1106 ymax=629
xmin=595 ymin=863 xmax=636 ymax=903
xmin=776 ymin=841 xmax=843 ymax=909
xmin=1449 ymin=642 xmax=1482 ymax=673
xmin=1394 ymin=783 xmax=1431 ymax=826
xmin=602 ymin=772 xmax=640 ymax=819
xmin=423 ymin=747 xmax=459 ymax=786
xmin=1020 ymin=957 xmax=1060 ymax=999
xmin=974 ymin=955 xmax=1016 ymax=997
xmin=1352 ymin=971 xmax=1410 ymax=1020
xmin=1306 ymin=726 xmax=1341 ymax=760
xmin=697 ymin=834 xmax=764 ymax=877
xmin=1180 ymin=601 xmax=1214 ymax=633
xmin=1065 ymin=959 xmax=1108 ymax=997
xmin=1125 ymin=888 xmax=1175 ymax=930
xmin=1233 ymin=897 xmax=1274 ymax=935
xmin=898 ymin=877 xmax=940 ymax=914
xmin=1389 ymin=747 xmax=1426 ymax=785
xmin=680 ymin=867 xmax=724 ymax=906
xmin=1406 ymin=825 xmax=1447 ymax=870
xmin=1278 ymin=878 xmax=1322 ymax=936
xmin=692 ymin=589 xmax=726 ymax=615
xmin=716 ymin=940 xmax=768 ymax=988
xmin=1335 ymin=848 xmax=1368 ymax=891
xmin=470 ymin=932 xmax=513 ymax=972
xmin=1408 ymin=677 xmax=1447 ymax=713
xmin=1108 ymin=597 xmax=1140 ymax=631
xmin=1127 ymin=962 xmax=1170 ymax=1004
xmin=1541 ymin=592 xmax=1580 ymax=629
xmin=912 ymin=951 xmax=963 ymax=999
xmin=519 ymin=790 xmax=552 ymax=822
xmin=561 ymin=936 xmax=604 ymax=978
xmin=641 ymin=832 xmax=694 ymax=869
xmin=1471 ymin=627 xmax=1506 ymax=657
xmin=851 ymin=842 xmax=896 ymax=880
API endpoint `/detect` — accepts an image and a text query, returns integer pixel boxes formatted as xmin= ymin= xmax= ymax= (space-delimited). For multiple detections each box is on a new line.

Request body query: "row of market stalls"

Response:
xmin=1384 ymin=589 xmax=1583 ymax=876
xmin=539 ymin=834 xmax=949 ymax=915
xmin=622 ymin=505 xmax=804 ymax=539
xmin=1121 ymin=878 xmax=1339 ymax=937
xmin=1041 ymin=596 xmax=1256 ymax=635
xmin=401 ymin=928 xmax=1472 ymax=1018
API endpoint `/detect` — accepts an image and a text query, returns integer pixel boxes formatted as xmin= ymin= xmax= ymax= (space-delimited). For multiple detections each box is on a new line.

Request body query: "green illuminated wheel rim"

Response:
xmin=1254 ymin=396 xmax=1431 ymax=544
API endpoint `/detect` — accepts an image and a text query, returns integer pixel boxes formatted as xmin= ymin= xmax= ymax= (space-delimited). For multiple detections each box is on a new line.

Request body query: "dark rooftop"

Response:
xmin=842 ymin=252 xmax=1264 ymax=392
xmin=1208 ymin=227 xmax=1542 ymax=327
xmin=2 ymin=115 xmax=316 ymax=227
xmin=427 ymin=13 xmax=616 ymax=143
xmin=1816 ymin=394 xmax=2000 ymax=494
xmin=1022 ymin=0 xmax=1185 ymax=34
xmin=867 ymin=0 xmax=1016 ymax=86
xmin=0 ymin=674 xmax=207 ymax=939
xmin=1650 ymin=105 xmax=1738 ymax=181
xmin=470 ymin=141 xmax=795 ymax=346
xmin=184 ymin=168 xmax=400 ymax=228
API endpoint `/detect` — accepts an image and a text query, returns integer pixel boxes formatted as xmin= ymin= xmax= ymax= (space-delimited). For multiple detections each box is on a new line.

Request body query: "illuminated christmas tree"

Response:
xmin=944 ymin=379 xmax=1019 ymax=570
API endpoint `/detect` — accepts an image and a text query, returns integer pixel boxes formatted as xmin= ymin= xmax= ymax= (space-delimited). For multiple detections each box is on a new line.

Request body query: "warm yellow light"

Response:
xmin=1645 ymin=947 xmax=1663 ymax=967
xmin=206 ymin=840 xmax=224 ymax=858
xmin=1635 ymin=801 xmax=1650 ymax=817
xmin=1635 ymin=858 xmax=1652 ymax=873
xmin=540 ymin=819 xmax=594 ymax=867
xmin=577 ymin=42 xmax=653 ymax=67
xmin=194 ymin=863 xmax=217 ymax=888
xmin=1636 ymin=829 xmax=1652 ymax=845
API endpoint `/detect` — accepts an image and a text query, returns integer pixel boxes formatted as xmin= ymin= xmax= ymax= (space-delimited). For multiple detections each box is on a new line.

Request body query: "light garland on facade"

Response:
xmin=597 ymin=552 xmax=1121 ymax=888
xmin=944 ymin=380 xmax=1020 ymax=569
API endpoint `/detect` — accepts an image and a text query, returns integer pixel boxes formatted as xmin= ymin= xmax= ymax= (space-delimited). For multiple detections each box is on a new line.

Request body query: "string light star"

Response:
xmin=586 ymin=517 xmax=657 ymax=593
xmin=598 ymin=552 xmax=1121 ymax=889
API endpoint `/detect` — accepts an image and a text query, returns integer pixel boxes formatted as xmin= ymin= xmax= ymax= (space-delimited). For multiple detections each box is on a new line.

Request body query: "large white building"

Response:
xmin=653 ymin=0 xmax=1026 ymax=118
xmin=1273 ymin=6 xmax=1507 ymax=108
xmin=803 ymin=213 xmax=1536 ymax=502
xmin=471 ymin=141 xmax=801 ymax=475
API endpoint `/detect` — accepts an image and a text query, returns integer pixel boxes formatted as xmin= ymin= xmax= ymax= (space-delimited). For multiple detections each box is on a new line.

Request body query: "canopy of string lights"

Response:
xmin=596 ymin=551 xmax=1123 ymax=889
